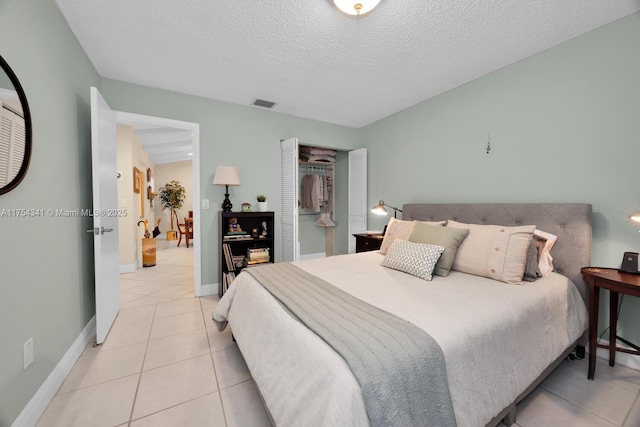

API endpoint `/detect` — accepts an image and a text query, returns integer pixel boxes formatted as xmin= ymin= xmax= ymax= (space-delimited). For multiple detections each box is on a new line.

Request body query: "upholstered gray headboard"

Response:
xmin=402 ymin=203 xmax=592 ymax=304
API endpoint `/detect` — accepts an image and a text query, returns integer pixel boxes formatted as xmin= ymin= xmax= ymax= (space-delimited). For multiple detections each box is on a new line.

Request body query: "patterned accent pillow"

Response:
xmin=380 ymin=240 xmax=445 ymax=281
xmin=379 ymin=218 xmax=445 ymax=255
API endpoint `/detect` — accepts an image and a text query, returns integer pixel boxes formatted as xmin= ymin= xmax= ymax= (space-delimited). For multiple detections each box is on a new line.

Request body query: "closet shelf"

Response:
xmin=299 ymin=161 xmax=334 ymax=168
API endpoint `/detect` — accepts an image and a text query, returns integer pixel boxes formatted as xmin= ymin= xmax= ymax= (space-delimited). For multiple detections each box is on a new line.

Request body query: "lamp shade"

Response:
xmin=213 ymin=166 xmax=240 ymax=186
xmin=333 ymin=0 xmax=381 ymax=16
xmin=372 ymin=200 xmax=403 ymax=218
xmin=371 ymin=200 xmax=388 ymax=215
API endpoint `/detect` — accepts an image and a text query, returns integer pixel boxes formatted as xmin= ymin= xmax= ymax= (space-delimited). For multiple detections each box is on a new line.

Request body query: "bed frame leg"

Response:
xmin=503 ymin=406 xmax=516 ymax=426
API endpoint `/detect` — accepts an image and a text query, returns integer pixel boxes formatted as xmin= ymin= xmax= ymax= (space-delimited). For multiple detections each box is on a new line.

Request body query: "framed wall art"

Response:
xmin=133 ymin=167 xmax=141 ymax=193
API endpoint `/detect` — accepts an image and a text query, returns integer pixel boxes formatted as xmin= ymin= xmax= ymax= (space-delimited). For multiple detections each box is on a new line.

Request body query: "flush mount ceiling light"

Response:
xmin=333 ymin=0 xmax=381 ymax=16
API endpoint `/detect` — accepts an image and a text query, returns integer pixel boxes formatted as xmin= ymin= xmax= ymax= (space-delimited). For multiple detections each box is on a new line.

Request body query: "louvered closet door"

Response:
xmin=0 ymin=105 xmax=25 ymax=187
xmin=348 ymin=148 xmax=367 ymax=253
xmin=280 ymin=138 xmax=299 ymax=262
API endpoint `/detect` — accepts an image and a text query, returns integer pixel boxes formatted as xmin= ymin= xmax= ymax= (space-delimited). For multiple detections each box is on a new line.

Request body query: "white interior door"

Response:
xmin=280 ymin=138 xmax=299 ymax=262
xmin=90 ymin=86 xmax=120 ymax=344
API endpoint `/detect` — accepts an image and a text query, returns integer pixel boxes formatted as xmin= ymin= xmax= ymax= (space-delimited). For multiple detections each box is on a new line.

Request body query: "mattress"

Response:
xmin=213 ymin=251 xmax=588 ymax=426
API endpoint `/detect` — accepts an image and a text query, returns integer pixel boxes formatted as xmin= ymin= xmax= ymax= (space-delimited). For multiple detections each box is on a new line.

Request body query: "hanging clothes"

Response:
xmin=301 ymin=174 xmax=321 ymax=211
xmin=301 ymin=169 xmax=334 ymax=212
xmin=322 ymin=175 xmax=332 ymax=209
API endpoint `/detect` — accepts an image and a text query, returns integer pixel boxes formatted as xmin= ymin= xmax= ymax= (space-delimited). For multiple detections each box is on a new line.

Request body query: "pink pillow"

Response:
xmin=534 ymin=229 xmax=558 ymax=276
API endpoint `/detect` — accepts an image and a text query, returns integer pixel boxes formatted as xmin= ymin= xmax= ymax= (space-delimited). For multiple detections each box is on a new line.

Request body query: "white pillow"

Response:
xmin=447 ymin=220 xmax=536 ymax=284
xmin=534 ymin=229 xmax=558 ymax=276
xmin=380 ymin=240 xmax=445 ymax=281
xmin=379 ymin=218 xmax=416 ymax=255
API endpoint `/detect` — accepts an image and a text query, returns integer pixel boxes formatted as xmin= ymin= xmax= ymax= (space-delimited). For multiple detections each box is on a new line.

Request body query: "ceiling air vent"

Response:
xmin=252 ymin=98 xmax=277 ymax=109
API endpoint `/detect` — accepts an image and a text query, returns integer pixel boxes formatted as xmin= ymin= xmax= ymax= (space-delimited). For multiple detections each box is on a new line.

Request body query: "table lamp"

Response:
xmin=213 ymin=166 xmax=240 ymax=212
xmin=371 ymin=200 xmax=403 ymax=218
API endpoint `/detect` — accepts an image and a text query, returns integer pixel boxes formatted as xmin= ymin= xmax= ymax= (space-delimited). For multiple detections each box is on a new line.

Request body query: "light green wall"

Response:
xmin=0 ymin=69 xmax=13 ymax=90
xmin=100 ymin=79 xmax=362 ymax=287
xmin=0 ymin=0 xmax=101 ymax=424
xmin=362 ymin=12 xmax=640 ymax=342
xmin=3 ymin=2 xmax=640 ymax=424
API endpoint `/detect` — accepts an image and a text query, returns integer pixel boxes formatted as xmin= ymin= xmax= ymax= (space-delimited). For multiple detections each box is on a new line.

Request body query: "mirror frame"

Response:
xmin=0 ymin=55 xmax=32 ymax=195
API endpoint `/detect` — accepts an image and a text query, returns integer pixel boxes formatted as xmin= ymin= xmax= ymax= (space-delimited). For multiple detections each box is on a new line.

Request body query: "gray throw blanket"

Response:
xmin=244 ymin=262 xmax=457 ymax=427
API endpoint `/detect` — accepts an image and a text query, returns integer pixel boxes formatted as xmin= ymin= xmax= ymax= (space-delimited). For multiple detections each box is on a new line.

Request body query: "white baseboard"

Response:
xmin=12 ymin=317 xmax=96 ymax=427
xmin=589 ymin=339 xmax=640 ymax=371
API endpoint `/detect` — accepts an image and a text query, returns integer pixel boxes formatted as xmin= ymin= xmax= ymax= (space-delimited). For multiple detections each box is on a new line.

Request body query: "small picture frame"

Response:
xmin=133 ymin=167 xmax=141 ymax=193
xmin=146 ymin=168 xmax=152 ymax=182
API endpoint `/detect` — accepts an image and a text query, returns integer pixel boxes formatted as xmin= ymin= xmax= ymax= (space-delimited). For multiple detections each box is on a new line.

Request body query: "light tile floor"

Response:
xmin=37 ymin=243 xmax=640 ymax=426
xmin=37 ymin=242 xmax=271 ymax=427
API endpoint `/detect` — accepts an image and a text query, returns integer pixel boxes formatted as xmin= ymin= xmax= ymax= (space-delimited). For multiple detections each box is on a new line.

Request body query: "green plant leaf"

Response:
xmin=158 ymin=180 xmax=186 ymax=211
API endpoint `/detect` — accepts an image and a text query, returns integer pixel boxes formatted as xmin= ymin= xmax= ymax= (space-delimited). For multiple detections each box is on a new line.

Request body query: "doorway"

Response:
xmin=114 ymin=111 xmax=202 ymax=297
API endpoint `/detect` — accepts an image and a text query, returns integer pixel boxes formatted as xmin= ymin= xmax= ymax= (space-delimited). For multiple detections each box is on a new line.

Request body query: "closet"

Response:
xmin=280 ymin=137 xmax=367 ymax=262
xmin=0 ymin=99 xmax=26 ymax=187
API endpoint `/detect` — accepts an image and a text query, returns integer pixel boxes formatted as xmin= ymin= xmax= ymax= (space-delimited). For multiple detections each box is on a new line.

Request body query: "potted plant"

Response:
xmin=256 ymin=194 xmax=268 ymax=212
xmin=158 ymin=180 xmax=186 ymax=240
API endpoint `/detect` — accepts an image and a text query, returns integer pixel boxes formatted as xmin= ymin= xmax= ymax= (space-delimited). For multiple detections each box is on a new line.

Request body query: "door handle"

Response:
xmin=85 ymin=227 xmax=113 ymax=235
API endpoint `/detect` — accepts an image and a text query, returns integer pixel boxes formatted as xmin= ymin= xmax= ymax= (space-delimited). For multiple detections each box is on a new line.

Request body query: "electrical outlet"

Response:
xmin=23 ymin=338 xmax=34 ymax=369
xmin=202 ymin=199 xmax=210 ymax=209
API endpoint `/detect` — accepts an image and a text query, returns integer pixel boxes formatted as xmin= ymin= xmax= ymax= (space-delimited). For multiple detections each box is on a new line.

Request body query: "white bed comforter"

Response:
xmin=213 ymin=251 xmax=588 ymax=427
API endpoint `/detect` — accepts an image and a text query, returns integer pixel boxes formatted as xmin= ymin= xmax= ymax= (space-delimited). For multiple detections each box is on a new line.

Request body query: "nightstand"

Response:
xmin=353 ymin=233 xmax=384 ymax=253
xmin=581 ymin=267 xmax=640 ymax=380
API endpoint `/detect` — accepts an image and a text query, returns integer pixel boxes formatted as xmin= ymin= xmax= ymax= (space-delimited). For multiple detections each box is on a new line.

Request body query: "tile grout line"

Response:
xmin=120 ymin=245 xmax=197 ymax=424
xmin=539 ymin=372 xmax=633 ymax=426
xmin=127 ymin=391 xmax=221 ymax=425
xmin=52 ymin=341 xmax=148 ymax=398
xmin=534 ymin=386 xmax=621 ymax=427
xmin=200 ymin=297 xmax=230 ymax=427
xmin=563 ymin=358 xmax=640 ymax=394
xmin=127 ymin=301 xmax=158 ymax=425
xmin=621 ymin=390 xmax=640 ymax=427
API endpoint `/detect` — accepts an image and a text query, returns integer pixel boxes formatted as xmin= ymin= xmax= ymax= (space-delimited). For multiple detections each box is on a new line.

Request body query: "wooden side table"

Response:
xmin=581 ymin=267 xmax=640 ymax=379
xmin=353 ymin=233 xmax=384 ymax=253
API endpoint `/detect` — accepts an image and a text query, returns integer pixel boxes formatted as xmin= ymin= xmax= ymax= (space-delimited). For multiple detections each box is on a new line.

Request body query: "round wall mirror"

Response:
xmin=0 ymin=55 xmax=32 ymax=195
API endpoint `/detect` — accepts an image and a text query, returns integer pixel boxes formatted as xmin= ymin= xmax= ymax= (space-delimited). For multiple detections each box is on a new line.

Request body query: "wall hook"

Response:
xmin=486 ymin=132 xmax=491 ymax=154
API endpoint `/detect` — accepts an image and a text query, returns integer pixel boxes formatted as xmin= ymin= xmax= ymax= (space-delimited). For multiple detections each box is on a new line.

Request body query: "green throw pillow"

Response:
xmin=408 ymin=222 xmax=469 ymax=277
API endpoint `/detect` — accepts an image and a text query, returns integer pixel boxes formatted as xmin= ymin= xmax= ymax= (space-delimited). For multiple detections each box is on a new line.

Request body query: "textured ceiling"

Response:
xmin=56 ymin=0 xmax=640 ymax=130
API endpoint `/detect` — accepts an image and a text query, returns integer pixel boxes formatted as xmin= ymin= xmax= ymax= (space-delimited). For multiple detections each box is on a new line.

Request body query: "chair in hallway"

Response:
xmin=177 ymin=212 xmax=193 ymax=248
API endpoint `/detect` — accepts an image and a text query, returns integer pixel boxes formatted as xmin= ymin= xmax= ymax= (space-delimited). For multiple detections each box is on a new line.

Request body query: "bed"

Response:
xmin=213 ymin=203 xmax=592 ymax=427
